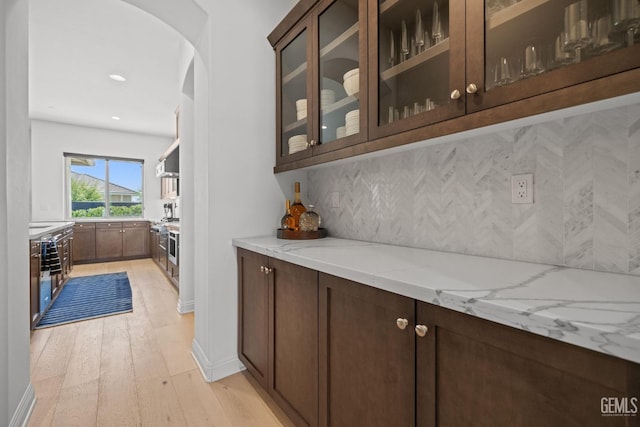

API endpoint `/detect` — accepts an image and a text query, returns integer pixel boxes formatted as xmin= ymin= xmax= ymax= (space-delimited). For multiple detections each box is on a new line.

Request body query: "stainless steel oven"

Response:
xmin=168 ymin=230 xmax=179 ymax=265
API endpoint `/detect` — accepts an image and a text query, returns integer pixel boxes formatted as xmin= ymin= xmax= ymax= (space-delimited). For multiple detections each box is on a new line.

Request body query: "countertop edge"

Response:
xmin=29 ymin=222 xmax=75 ymax=240
xmin=232 ymin=236 xmax=640 ymax=365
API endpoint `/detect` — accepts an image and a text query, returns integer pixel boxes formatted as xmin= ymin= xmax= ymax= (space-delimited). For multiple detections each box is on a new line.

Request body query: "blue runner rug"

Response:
xmin=36 ymin=271 xmax=132 ymax=329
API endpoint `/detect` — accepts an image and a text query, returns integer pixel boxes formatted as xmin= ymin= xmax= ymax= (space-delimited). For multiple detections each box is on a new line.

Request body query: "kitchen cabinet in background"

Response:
xmin=29 ymin=240 xmax=40 ymax=328
xmin=73 ymin=222 xmax=96 ymax=262
xmin=73 ymin=221 xmax=150 ymax=264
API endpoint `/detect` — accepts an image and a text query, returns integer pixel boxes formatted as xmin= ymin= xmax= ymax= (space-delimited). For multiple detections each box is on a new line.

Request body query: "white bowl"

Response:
xmin=343 ymin=68 xmax=359 ymax=96
xmin=295 ymin=99 xmax=307 ymax=110
xmin=345 ymin=109 xmax=359 ymax=122
xmin=336 ymin=126 xmax=346 ymax=138
xmin=345 ymin=125 xmax=359 ymax=136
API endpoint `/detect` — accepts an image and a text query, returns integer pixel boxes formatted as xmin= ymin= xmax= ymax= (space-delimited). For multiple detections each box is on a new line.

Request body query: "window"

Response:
xmin=65 ymin=153 xmax=144 ymax=218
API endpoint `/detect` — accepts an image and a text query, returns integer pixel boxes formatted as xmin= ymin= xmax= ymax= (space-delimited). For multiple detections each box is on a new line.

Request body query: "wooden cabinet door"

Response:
xmin=319 ymin=272 xmax=415 ymax=427
xmin=29 ymin=241 xmax=40 ymax=327
xmin=465 ymin=0 xmax=640 ymax=114
xmin=122 ymin=223 xmax=149 ymax=257
xmin=150 ymin=229 xmax=158 ymax=260
xmin=237 ymin=248 xmax=270 ymax=388
xmin=73 ymin=224 xmax=96 ymax=262
xmin=95 ymin=227 xmax=123 ymax=259
xmin=269 ymin=258 xmax=318 ymax=427
xmin=416 ymin=301 xmax=640 ymax=427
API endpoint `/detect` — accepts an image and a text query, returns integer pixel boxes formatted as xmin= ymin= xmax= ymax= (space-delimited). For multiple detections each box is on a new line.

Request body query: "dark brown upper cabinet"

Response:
xmin=270 ymin=0 xmax=640 ymax=172
xmin=275 ymin=0 xmax=369 ymax=168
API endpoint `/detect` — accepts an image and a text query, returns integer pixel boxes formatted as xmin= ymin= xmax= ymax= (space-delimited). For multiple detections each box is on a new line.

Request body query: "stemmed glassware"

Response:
xmin=389 ymin=30 xmax=396 ymax=66
xmin=432 ymin=1 xmax=443 ymax=44
xmin=401 ymin=20 xmax=409 ymax=61
xmin=415 ymin=10 xmax=425 ymax=53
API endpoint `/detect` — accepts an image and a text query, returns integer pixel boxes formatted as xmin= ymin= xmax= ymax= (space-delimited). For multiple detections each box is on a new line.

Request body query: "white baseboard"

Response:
xmin=191 ymin=338 xmax=243 ymax=383
xmin=176 ymin=298 xmax=194 ymax=314
xmin=9 ymin=383 xmax=36 ymax=427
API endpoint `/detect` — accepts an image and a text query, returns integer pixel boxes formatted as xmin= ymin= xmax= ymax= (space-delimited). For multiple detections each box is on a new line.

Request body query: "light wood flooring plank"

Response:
xmin=173 ymin=369 xmax=232 ymax=427
xmin=96 ymin=315 xmax=140 ymax=426
xmin=27 ymin=375 xmax=64 ymax=427
xmin=51 ymin=379 xmax=99 ymax=427
xmin=31 ymin=323 xmax=79 ymax=383
xmin=136 ymin=376 xmax=188 ymax=426
xmin=29 ymin=327 xmax=52 ymax=373
xmin=62 ymin=318 xmax=103 ymax=388
xmin=210 ymin=372 xmax=284 ymax=427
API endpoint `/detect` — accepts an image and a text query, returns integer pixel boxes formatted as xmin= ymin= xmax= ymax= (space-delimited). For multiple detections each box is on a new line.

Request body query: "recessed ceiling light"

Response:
xmin=112 ymin=116 xmax=121 ymax=120
xmin=109 ymin=74 xmax=127 ymax=82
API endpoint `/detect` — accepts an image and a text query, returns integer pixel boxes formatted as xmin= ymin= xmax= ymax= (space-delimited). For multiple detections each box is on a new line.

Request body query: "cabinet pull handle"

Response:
xmin=450 ymin=89 xmax=461 ymax=100
xmin=466 ymin=83 xmax=478 ymax=94
xmin=415 ymin=325 xmax=429 ymax=337
xmin=396 ymin=318 xmax=409 ymax=330
xmin=32 ymin=254 xmax=40 ymax=259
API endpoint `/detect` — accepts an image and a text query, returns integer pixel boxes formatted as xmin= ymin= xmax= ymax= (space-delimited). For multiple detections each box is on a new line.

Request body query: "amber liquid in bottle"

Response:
xmin=280 ymin=199 xmax=295 ymax=230
xmin=290 ymin=182 xmax=306 ymax=231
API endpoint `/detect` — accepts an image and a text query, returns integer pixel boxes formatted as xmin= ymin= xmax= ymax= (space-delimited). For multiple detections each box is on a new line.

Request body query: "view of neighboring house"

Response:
xmin=71 ymin=171 xmax=139 ymax=202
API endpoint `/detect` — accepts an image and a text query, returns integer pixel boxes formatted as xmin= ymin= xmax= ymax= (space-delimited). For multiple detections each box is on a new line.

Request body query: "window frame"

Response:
xmin=64 ymin=152 xmax=145 ymax=219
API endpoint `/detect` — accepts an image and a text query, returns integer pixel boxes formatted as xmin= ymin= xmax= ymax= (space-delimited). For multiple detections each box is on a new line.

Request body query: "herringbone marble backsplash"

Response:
xmin=308 ymin=102 xmax=640 ymax=275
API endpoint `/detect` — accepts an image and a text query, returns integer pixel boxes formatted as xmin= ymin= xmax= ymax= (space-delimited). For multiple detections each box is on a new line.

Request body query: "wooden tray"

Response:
xmin=277 ymin=228 xmax=327 ymax=240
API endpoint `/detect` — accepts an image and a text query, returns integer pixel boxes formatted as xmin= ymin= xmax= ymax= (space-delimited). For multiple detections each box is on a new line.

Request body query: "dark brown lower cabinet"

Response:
xmin=416 ymin=302 xmax=640 ymax=427
xmin=319 ymin=272 xmax=414 ymax=427
xmin=270 ymin=258 xmax=318 ymax=427
xmin=73 ymin=223 xmax=96 ymax=262
xmin=238 ymin=250 xmax=640 ymax=427
xmin=238 ymin=248 xmax=270 ymax=388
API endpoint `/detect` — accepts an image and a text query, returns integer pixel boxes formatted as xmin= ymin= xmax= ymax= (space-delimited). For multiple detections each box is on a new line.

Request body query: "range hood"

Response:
xmin=156 ymin=139 xmax=180 ymax=178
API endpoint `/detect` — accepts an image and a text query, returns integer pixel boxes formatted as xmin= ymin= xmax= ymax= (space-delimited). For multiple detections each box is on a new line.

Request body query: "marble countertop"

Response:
xmin=29 ymin=221 xmax=75 ymax=239
xmin=232 ymin=236 xmax=640 ymax=365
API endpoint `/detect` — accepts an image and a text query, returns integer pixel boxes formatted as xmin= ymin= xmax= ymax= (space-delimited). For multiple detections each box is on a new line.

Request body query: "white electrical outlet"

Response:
xmin=511 ymin=173 xmax=534 ymax=204
xmin=331 ymin=191 xmax=340 ymax=208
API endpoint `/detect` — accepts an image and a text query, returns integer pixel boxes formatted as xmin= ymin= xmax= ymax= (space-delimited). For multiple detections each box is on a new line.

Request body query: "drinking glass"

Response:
xmin=612 ymin=0 xmax=640 ymax=46
xmin=492 ymin=56 xmax=515 ymax=87
xmin=552 ymin=32 xmax=575 ymax=68
xmin=563 ymin=0 xmax=592 ymax=62
xmin=520 ymin=42 xmax=545 ymax=77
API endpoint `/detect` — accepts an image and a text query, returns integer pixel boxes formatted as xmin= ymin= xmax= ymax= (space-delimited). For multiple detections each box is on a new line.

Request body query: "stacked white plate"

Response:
xmin=336 ymin=126 xmax=346 ymax=139
xmin=343 ymin=68 xmax=359 ymax=96
xmin=288 ymin=134 xmax=308 ymax=154
xmin=345 ymin=109 xmax=359 ymax=136
xmin=296 ymin=99 xmax=307 ymax=121
xmin=320 ymin=89 xmax=335 ymax=108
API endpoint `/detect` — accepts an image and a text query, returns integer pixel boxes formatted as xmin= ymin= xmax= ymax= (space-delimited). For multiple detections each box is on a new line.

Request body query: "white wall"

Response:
xmin=3 ymin=0 xmax=34 ymax=425
xmin=31 ymin=119 xmax=173 ymax=221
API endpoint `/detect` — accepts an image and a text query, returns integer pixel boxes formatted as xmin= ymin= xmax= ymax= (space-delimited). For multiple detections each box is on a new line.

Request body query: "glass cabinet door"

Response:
xmin=468 ymin=0 xmax=640 ymax=113
xmin=277 ymin=24 xmax=312 ymax=164
xmin=370 ymin=0 xmax=465 ymax=139
xmin=314 ymin=0 xmax=366 ymax=154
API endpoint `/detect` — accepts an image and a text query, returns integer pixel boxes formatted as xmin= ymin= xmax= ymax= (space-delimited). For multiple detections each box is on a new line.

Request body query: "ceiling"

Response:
xmin=29 ymin=0 xmax=192 ymax=137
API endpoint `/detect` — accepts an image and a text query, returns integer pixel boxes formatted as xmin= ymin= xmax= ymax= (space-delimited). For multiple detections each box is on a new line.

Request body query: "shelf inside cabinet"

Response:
xmin=379 ymin=0 xmax=401 ymax=15
xmin=322 ymin=94 xmax=358 ymax=117
xmin=283 ymin=62 xmax=307 ymax=86
xmin=487 ymin=0 xmax=551 ymax=30
xmin=380 ymin=37 xmax=449 ymax=81
xmin=320 ymin=22 xmax=358 ymax=59
xmin=283 ymin=116 xmax=308 ymax=134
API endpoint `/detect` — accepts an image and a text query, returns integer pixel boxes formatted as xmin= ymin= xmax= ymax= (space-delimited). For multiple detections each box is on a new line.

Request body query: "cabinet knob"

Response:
xmin=396 ymin=318 xmax=409 ymax=330
xmin=450 ymin=89 xmax=461 ymax=100
xmin=260 ymin=266 xmax=265 ymax=273
xmin=32 ymin=254 xmax=40 ymax=259
xmin=265 ymin=268 xmax=272 ymax=275
xmin=309 ymin=139 xmax=317 ymax=147
xmin=415 ymin=324 xmax=429 ymax=337
xmin=466 ymin=83 xmax=478 ymax=94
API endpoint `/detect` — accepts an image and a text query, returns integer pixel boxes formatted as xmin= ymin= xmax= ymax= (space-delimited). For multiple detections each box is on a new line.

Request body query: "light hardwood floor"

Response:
xmin=28 ymin=258 xmax=292 ymax=427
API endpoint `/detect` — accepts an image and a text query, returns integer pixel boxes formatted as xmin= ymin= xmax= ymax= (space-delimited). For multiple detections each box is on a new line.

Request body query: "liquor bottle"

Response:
xmin=280 ymin=199 xmax=295 ymax=230
xmin=290 ymin=182 xmax=306 ymax=230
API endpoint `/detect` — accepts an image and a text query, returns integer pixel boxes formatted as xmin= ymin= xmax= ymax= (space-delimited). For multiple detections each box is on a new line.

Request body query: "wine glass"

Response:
xmin=401 ymin=20 xmax=409 ymax=61
xmin=415 ymin=10 xmax=425 ymax=53
xmin=432 ymin=1 xmax=443 ymax=44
